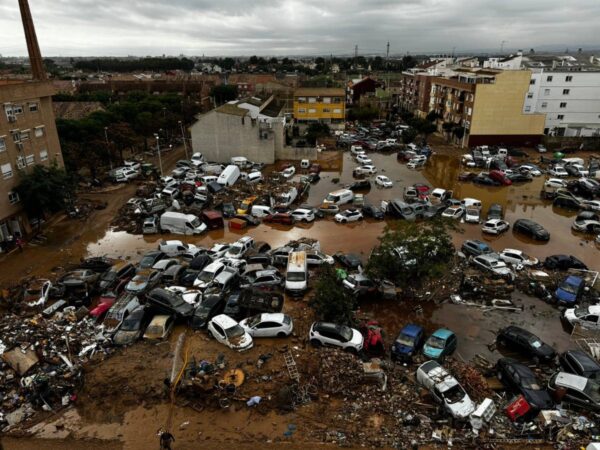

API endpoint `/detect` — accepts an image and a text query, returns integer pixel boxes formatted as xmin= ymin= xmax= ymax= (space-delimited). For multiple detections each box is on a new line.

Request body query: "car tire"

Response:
xmin=302 ymin=219 xmax=308 ymax=223
xmin=310 ymin=339 xmax=322 ymax=347
xmin=342 ymin=219 xmax=347 ymax=224
xmin=277 ymin=332 xmax=287 ymax=338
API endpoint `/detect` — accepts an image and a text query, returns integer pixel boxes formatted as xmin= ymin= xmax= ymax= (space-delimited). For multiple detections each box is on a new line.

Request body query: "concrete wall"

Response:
xmin=470 ymin=71 xmax=546 ymax=137
xmin=275 ymin=146 xmax=318 ymax=161
xmin=190 ymin=110 xmax=285 ymax=164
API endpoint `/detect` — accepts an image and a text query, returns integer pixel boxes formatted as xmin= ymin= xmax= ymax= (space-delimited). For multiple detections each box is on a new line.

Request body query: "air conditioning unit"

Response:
xmin=7 ymin=115 xmax=16 ymax=123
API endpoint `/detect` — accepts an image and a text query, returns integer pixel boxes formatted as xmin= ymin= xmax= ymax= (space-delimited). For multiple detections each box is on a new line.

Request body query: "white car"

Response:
xmin=482 ymin=219 xmax=510 ymax=234
xmin=545 ymin=178 xmax=568 ymax=189
xmin=441 ymin=206 xmax=464 ymax=219
xmin=569 ymin=164 xmax=589 ymax=177
xmin=350 ymin=146 xmax=364 ymax=155
xmin=464 ymin=207 xmax=481 ymax=224
xmin=124 ymin=160 xmax=141 ymax=171
xmin=582 ymin=200 xmax=600 ymax=212
xmin=309 ymin=322 xmax=363 ymax=352
xmin=375 ymin=175 xmax=393 ymax=188
xmin=122 ymin=168 xmax=139 ymax=180
xmin=334 ymin=208 xmax=363 ymax=223
xmin=240 ymin=313 xmax=293 ymax=338
xmin=536 ymin=144 xmax=547 ymax=153
xmin=549 ymin=166 xmax=569 ymax=177
xmin=158 ymin=240 xmax=198 ymax=257
xmin=291 ymin=208 xmax=315 ymax=223
xmin=165 ymin=286 xmax=202 ymax=305
xmin=282 ymin=166 xmax=296 ymax=179
xmin=191 ymin=152 xmax=205 ymax=167
xmin=407 ymin=155 xmax=427 ymax=169
xmin=519 ymin=165 xmax=542 ymax=176
xmin=498 ymin=248 xmax=539 ymax=267
xmin=208 ymin=314 xmax=254 ymax=351
xmin=206 ymin=243 xmax=231 ymax=258
xmin=354 ymin=165 xmax=377 ymax=175
xmin=356 ymin=154 xmax=373 ymax=165
xmin=563 ymin=305 xmax=600 ymax=330
xmin=472 ymin=254 xmax=514 ymax=279
xmin=416 ymin=360 xmax=476 ymax=420
xmin=572 ymin=219 xmax=600 ymax=234
xmin=161 ymin=186 xmax=180 ymax=199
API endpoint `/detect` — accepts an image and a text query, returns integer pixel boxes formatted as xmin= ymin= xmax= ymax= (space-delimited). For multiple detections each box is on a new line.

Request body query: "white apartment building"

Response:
xmin=523 ymin=70 xmax=600 ymax=137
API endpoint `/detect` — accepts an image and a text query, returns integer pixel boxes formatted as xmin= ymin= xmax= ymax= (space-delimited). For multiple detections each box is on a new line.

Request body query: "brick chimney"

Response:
xmin=18 ymin=0 xmax=47 ymax=80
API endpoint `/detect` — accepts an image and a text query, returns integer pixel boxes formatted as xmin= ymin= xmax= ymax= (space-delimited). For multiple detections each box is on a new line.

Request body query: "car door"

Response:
xmin=254 ymin=321 xmax=279 ymax=337
xmin=582 ymin=314 xmax=600 ymax=330
xmin=212 ymin=323 xmax=227 ymax=345
xmin=447 ymin=335 xmax=457 ymax=354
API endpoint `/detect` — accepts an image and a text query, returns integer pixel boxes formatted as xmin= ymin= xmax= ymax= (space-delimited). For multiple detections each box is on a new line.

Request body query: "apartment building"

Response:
xmin=392 ymin=72 xmax=434 ymax=117
xmin=429 ymin=69 xmax=545 ymax=147
xmin=523 ymin=70 xmax=600 ymax=137
xmin=0 ymin=80 xmax=64 ymax=244
xmin=293 ymin=88 xmax=345 ymax=124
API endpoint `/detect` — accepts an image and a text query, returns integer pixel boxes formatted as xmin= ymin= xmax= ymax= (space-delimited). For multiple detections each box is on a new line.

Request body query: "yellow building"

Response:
xmin=293 ymin=88 xmax=345 ymax=123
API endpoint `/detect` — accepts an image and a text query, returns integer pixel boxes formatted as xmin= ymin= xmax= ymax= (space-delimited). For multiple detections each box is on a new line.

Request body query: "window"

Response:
xmin=12 ymin=105 xmax=23 ymax=115
xmin=323 ymin=97 xmax=331 ymax=104
xmin=544 ymin=89 xmax=550 ymax=95
xmin=546 ymin=76 xmax=553 ymax=82
xmin=565 ymin=75 xmax=573 ymax=82
xmin=34 ymin=126 xmax=44 ymax=138
xmin=524 ymin=106 xmax=531 ymax=112
xmin=333 ymin=108 xmax=342 ymax=114
xmin=308 ymin=97 xmax=316 ymax=103
xmin=16 ymin=155 xmax=26 ymax=169
xmin=12 ymin=132 xmax=20 ymax=143
xmin=1 ymin=163 xmax=13 ymax=179
xmin=26 ymin=154 xmax=35 ymax=165
xmin=308 ymin=108 xmax=317 ymax=113
xmin=563 ymin=89 xmax=570 ymax=95
xmin=0 ymin=136 xmax=5 ymax=152
xmin=529 ymin=79 xmax=536 ymax=85
xmin=467 ymin=107 xmax=472 ymax=115
xmin=28 ymin=103 xmax=39 ymax=113
xmin=323 ymin=108 xmax=331 ymax=113
xmin=39 ymin=149 xmax=48 ymax=161
xmin=541 ymin=102 xmax=548 ymax=108
xmin=297 ymin=97 xmax=306 ymax=103
xmin=20 ymin=130 xmax=30 ymax=141
xmin=527 ymin=93 xmax=534 ymax=98
xmin=560 ymin=102 xmax=567 ymax=108
xmin=332 ymin=97 xmax=342 ymax=103
xmin=298 ymin=108 xmax=306 ymax=113
xmin=557 ymin=114 xmax=565 ymax=120
xmin=8 ymin=191 xmax=19 ymax=205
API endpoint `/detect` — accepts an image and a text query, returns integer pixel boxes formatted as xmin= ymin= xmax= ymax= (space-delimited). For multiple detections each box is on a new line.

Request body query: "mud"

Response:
xmin=2 ymin=145 xmax=599 ymax=449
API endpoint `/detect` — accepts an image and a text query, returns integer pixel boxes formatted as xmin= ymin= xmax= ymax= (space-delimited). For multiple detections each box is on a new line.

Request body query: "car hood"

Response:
xmin=555 ymin=287 xmax=577 ymax=304
xmin=230 ymin=332 xmax=254 ymax=350
xmin=564 ymin=308 xmax=577 ymax=323
xmin=423 ymin=344 xmax=444 ymax=358
xmin=393 ymin=342 xmax=415 ymax=355
xmin=113 ymin=330 xmax=140 ymax=346
xmin=350 ymin=329 xmax=365 ymax=347
xmin=446 ymin=395 xmax=476 ymax=419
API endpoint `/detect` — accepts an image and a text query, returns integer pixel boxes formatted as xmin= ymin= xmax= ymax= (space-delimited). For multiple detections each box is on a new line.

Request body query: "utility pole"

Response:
xmin=354 ymin=44 xmax=358 ymax=69
xmin=178 ymin=120 xmax=189 ymax=160
xmin=154 ymin=134 xmax=163 ymax=177
xmin=104 ymin=127 xmax=113 ymax=170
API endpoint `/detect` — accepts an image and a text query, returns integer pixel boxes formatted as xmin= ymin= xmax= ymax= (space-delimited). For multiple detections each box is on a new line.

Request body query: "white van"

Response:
xmin=159 ymin=212 xmax=207 ymax=235
xmin=277 ymin=187 xmax=298 ymax=207
xmin=461 ymin=198 xmax=482 ymax=209
xmin=285 ymin=251 xmax=308 ymax=296
xmin=225 ymin=236 xmax=255 ymax=259
xmin=251 ymin=205 xmax=272 ymax=218
xmin=323 ymin=189 xmax=354 ymax=205
xmin=246 ymin=171 xmax=263 ymax=184
xmin=200 ymin=175 xmax=218 ymax=185
xmin=191 ymin=152 xmax=204 ymax=167
xmin=217 ymin=165 xmax=241 ymax=186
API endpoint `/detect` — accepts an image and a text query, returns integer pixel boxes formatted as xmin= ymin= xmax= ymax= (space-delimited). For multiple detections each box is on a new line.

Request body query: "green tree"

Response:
xmin=210 ymin=85 xmax=239 ymax=105
xmin=108 ymin=122 xmax=137 ymax=163
xmin=348 ymin=106 xmax=379 ymax=122
xmin=16 ymin=165 xmax=74 ymax=223
xmin=305 ymin=122 xmax=330 ymax=146
xmin=426 ymin=111 xmax=441 ymax=122
xmin=310 ymin=265 xmax=356 ymax=326
xmin=401 ymin=127 xmax=418 ymax=144
xmin=366 ymin=220 xmax=456 ymax=290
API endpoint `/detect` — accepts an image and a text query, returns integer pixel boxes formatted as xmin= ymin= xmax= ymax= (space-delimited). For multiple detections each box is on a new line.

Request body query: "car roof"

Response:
xmin=432 ymin=328 xmax=454 ymax=339
xmin=564 ymin=275 xmax=584 ymax=285
xmin=211 ymin=314 xmax=237 ymax=328
xmin=259 ymin=313 xmax=286 ymax=322
xmin=564 ymin=350 xmax=600 ymax=371
xmin=203 ymin=294 xmax=224 ymax=306
xmin=554 ymin=372 xmax=589 ymax=391
xmin=502 ymin=248 xmax=522 ymax=255
xmin=148 ymin=315 xmax=172 ymax=326
xmin=163 ymin=240 xmax=184 ymax=246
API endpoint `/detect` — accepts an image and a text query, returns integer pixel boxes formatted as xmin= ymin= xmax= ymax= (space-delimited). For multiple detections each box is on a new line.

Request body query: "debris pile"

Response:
xmin=0 ymin=312 xmax=110 ymax=429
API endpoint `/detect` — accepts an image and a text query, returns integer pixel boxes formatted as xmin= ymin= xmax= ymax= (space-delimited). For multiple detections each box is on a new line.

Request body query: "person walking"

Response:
xmin=158 ymin=429 xmax=175 ymax=450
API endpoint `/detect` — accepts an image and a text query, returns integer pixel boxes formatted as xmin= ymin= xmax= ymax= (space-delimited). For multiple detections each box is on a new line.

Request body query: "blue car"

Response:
xmin=423 ymin=328 xmax=457 ymax=360
xmin=555 ymin=275 xmax=585 ymax=305
xmin=391 ymin=324 xmax=424 ymax=362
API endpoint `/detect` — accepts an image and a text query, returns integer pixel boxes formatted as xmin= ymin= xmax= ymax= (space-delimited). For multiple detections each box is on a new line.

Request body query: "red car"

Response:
xmin=89 ymin=294 xmax=117 ymax=321
xmin=489 ymin=170 xmax=512 ymax=186
xmin=264 ymin=213 xmax=295 ymax=225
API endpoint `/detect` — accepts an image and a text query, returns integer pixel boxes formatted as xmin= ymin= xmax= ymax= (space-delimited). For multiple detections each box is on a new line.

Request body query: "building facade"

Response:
xmin=523 ymin=70 xmax=600 ymax=137
xmin=0 ymin=80 xmax=64 ymax=244
xmin=429 ymin=69 xmax=545 ymax=147
xmin=293 ymin=88 xmax=345 ymax=123
xmin=392 ymin=72 xmax=434 ymax=117
xmin=190 ymin=95 xmax=285 ymax=164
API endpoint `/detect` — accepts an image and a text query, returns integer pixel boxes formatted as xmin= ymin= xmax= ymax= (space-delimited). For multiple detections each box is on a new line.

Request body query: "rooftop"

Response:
xmin=294 ymin=87 xmax=345 ymax=97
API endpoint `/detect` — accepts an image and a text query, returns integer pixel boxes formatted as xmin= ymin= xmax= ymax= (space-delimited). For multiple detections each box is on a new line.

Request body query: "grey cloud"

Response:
xmin=1 ymin=0 xmax=599 ymax=56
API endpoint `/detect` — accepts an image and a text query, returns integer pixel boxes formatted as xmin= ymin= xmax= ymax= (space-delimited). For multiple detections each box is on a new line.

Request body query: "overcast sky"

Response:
xmin=1 ymin=0 xmax=599 ymax=57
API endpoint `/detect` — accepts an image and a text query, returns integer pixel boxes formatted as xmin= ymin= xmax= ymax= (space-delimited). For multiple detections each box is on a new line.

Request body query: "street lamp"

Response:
xmin=104 ymin=126 xmax=113 ymax=170
xmin=178 ymin=120 xmax=189 ymax=160
xmin=154 ymin=133 xmax=163 ymax=177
